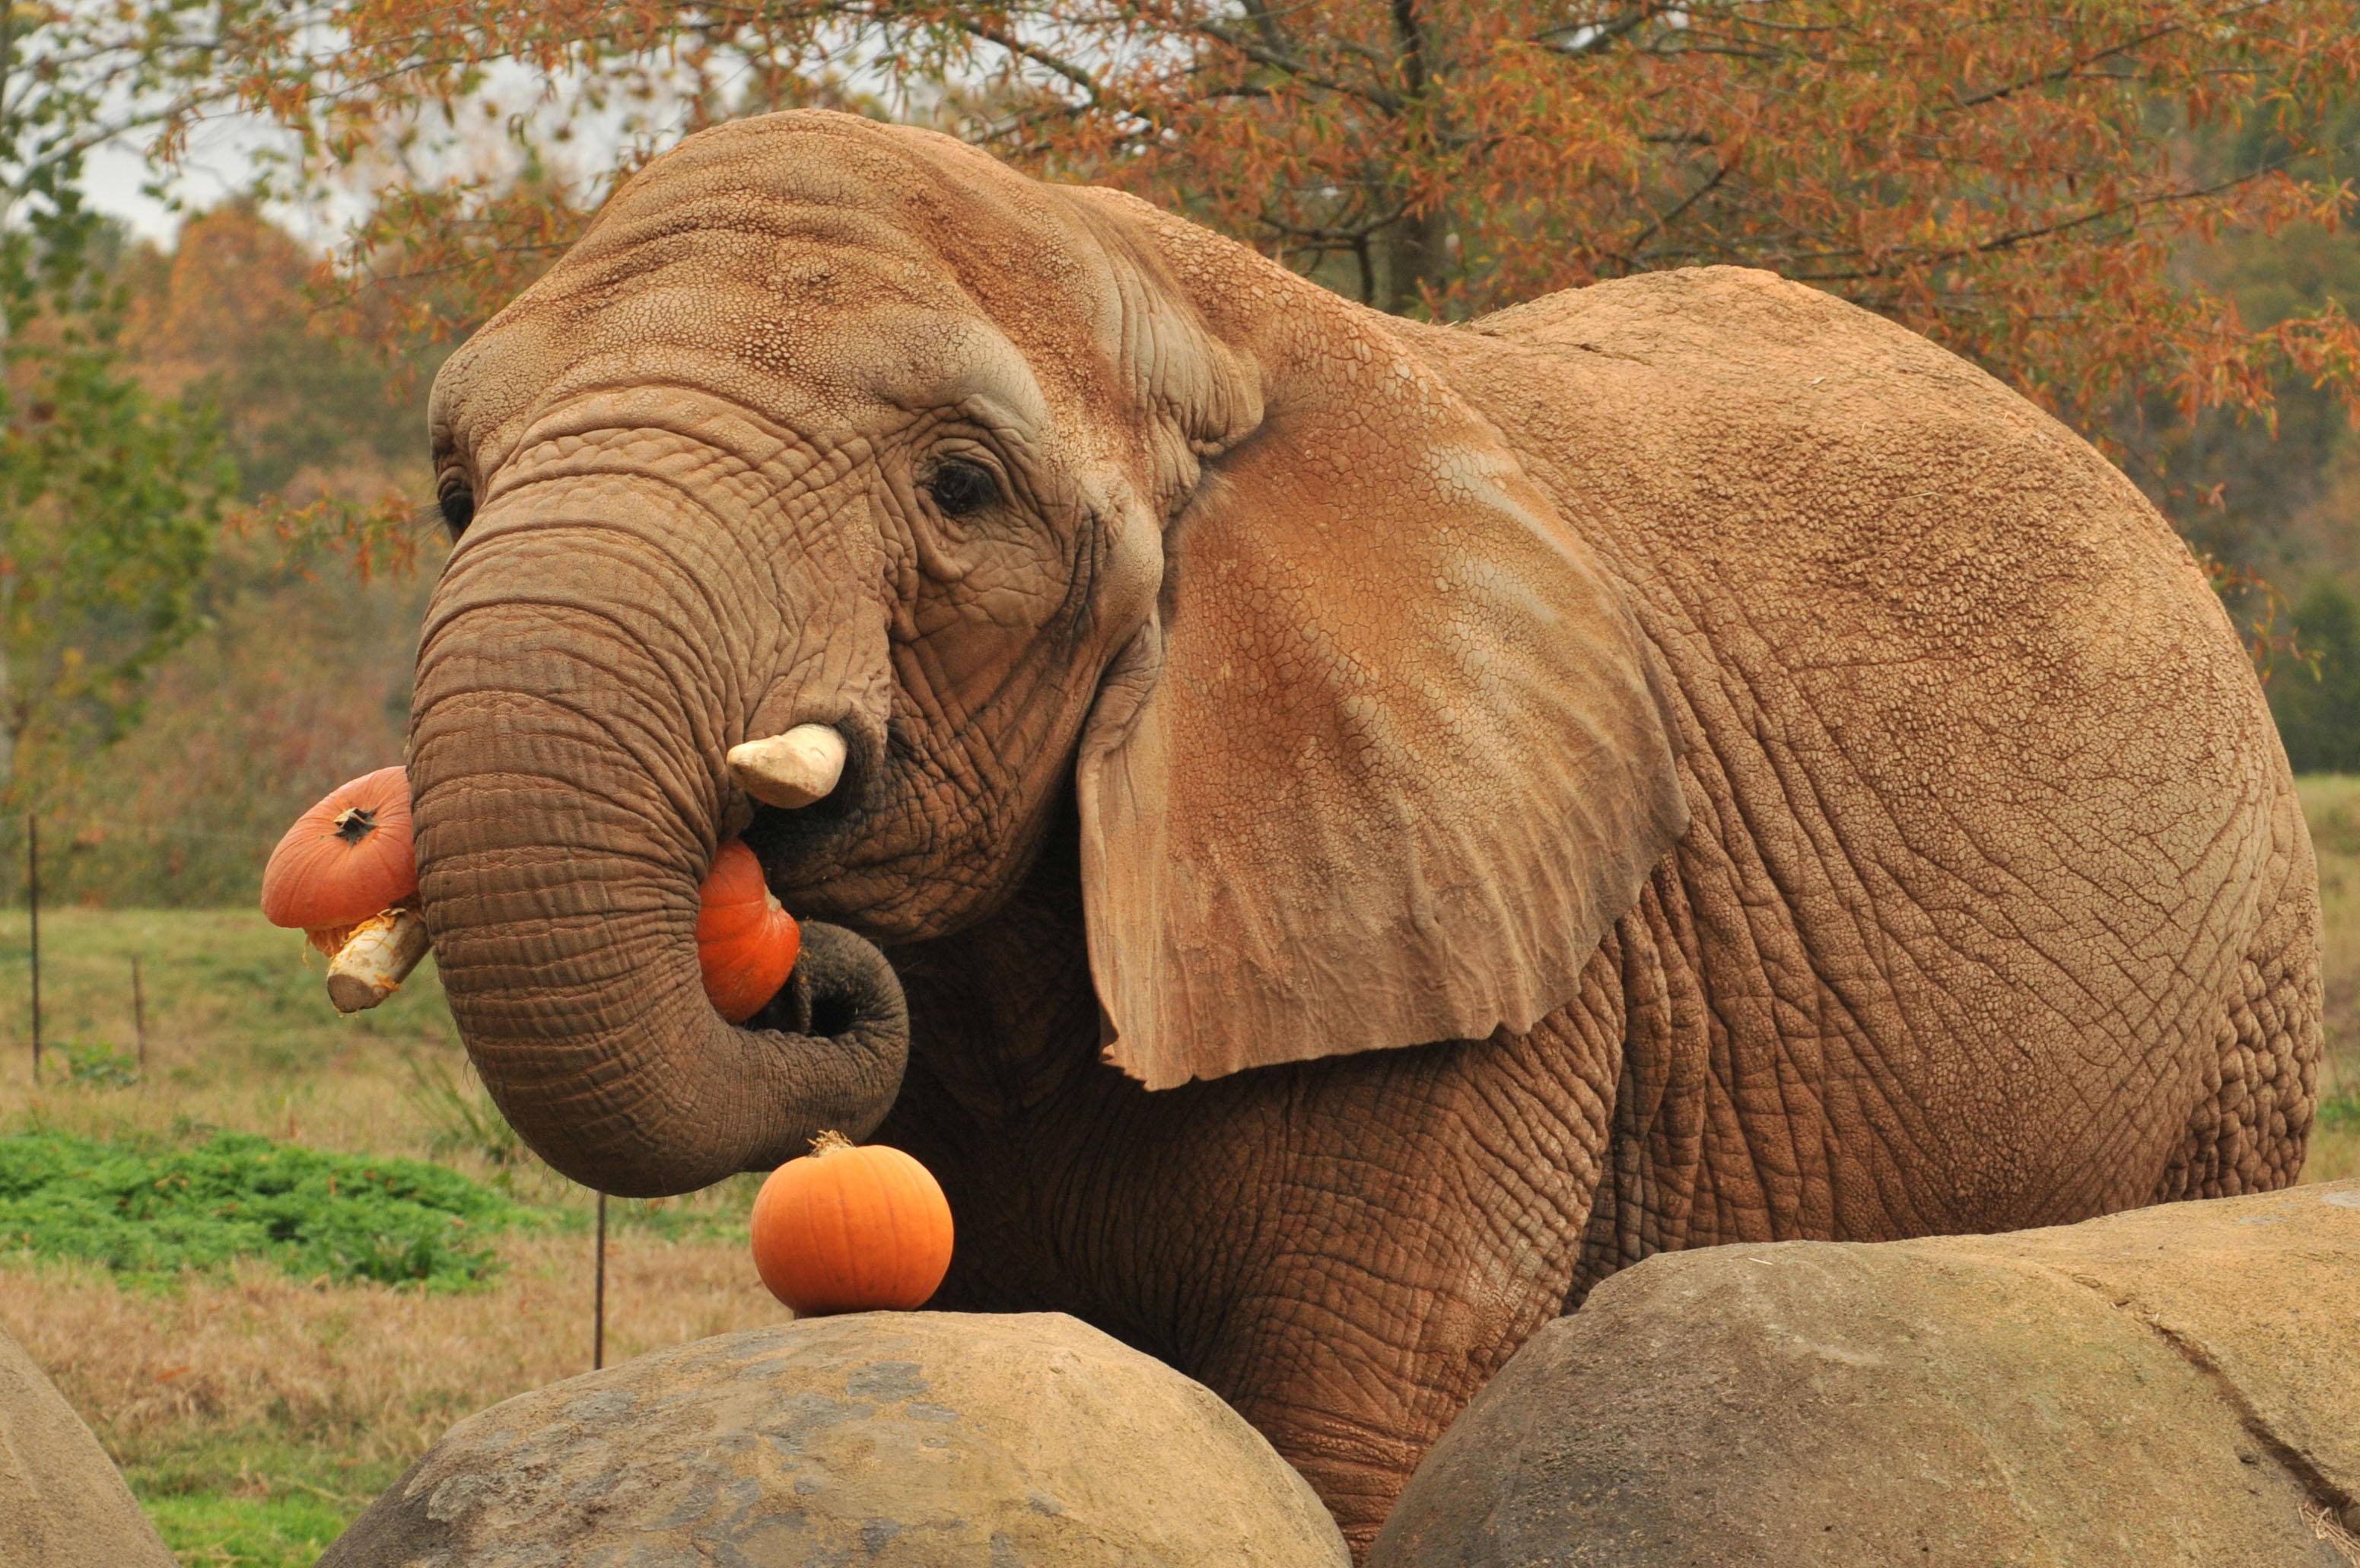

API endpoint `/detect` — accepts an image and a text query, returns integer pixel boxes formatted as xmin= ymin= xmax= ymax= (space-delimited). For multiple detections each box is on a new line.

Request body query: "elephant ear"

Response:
xmin=1070 ymin=196 xmax=1687 ymax=1089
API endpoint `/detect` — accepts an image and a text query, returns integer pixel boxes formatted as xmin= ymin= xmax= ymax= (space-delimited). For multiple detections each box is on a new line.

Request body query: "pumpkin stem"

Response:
xmin=809 ymin=1129 xmax=857 ymax=1156
xmin=331 ymin=806 xmax=380 ymax=844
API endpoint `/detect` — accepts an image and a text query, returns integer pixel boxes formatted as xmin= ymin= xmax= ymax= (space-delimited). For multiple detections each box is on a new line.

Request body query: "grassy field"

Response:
xmin=2293 ymin=777 xmax=2360 ymax=1183
xmin=0 ymin=785 xmax=2356 ymax=1566
xmin=0 ymin=909 xmax=777 ymax=1566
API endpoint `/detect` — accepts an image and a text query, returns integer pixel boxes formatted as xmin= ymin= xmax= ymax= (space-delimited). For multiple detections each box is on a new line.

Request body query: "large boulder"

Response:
xmin=1373 ymin=1180 xmax=2360 ymax=1566
xmin=322 ymin=1309 xmax=1347 ymax=1566
xmin=0 ymin=1326 xmax=176 ymax=1568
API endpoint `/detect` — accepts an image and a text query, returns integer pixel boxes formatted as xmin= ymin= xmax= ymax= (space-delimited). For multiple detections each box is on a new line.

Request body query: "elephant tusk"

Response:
xmin=728 ymin=724 xmax=848 ymax=809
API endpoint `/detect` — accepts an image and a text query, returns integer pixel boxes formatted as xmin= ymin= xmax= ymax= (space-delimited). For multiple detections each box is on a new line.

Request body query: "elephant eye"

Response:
xmin=924 ymin=458 xmax=999 ymax=517
xmin=438 ymin=482 xmax=476 ymax=539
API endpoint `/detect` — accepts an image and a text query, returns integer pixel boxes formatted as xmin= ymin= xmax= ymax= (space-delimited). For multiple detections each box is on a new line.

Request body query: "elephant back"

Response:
xmin=1410 ymin=268 xmax=2317 ymax=1233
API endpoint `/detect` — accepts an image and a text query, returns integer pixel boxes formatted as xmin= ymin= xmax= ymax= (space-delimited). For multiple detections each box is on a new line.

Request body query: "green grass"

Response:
xmin=131 ymin=1434 xmax=405 ymax=1568
xmin=0 ymin=907 xmax=759 ymax=1236
xmin=0 ymin=905 xmax=462 ymax=1087
xmin=147 ymin=1489 xmax=357 ymax=1568
xmin=0 ymin=908 xmax=771 ymax=1565
xmin=0 ymin=1128 xmax=532 ymax=1289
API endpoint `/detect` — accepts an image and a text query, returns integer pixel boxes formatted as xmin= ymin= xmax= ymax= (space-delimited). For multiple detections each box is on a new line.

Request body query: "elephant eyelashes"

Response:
xmin=438 ymin=484 xmax=476 ymax=539
xmin=923 ymin=458 xmax=999 ymax=517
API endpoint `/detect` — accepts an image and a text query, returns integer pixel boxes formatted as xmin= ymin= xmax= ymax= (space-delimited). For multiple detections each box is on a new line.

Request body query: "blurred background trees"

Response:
xmin=2273 ymin=578 xmax=2360 ymax=774
xmin=5 ymin=0 xmax=2360 ymax=905
xmin=272 ymin=2 xmax=2360 ymax=396
xmin=1 ymin=0 xmax=239 ymax=867
xmin=2 ymin=199 xmax=441 ymax=905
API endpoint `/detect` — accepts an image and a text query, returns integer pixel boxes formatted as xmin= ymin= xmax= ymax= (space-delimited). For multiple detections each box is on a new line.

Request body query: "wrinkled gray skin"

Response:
xmin=410 ymin=111 xmax=2320 ymax=1556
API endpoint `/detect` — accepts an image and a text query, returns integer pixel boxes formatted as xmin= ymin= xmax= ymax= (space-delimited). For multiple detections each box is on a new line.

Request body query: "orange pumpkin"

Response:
xmin=698 ymin=839 xmax=801 ymax=1023
xmin=261 ymin=768 xmax=418 ymax=953
xmin=750 ymin=1131 xmax=954 ymax=1315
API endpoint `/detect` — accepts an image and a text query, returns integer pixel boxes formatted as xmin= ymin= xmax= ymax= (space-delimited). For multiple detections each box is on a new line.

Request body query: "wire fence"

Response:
xmin=0 ymin=813 xmax=298 ymax=914
xmin=7 ymin=816 xmax=635 ymax=1371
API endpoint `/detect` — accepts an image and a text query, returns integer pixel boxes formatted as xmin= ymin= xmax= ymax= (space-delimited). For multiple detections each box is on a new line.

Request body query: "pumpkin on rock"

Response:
xmin=262 ymin=768 xmax=429 ymax=1013
xmin=751 ymin=1131 xmax=954 ymax=1315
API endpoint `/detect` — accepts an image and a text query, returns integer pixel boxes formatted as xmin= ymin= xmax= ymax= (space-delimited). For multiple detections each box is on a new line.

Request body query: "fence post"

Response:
xmin=593 ymin=1191 xmax=609 ymax=1371
xmin=26 ymin=816 xmax=39 ymax=1086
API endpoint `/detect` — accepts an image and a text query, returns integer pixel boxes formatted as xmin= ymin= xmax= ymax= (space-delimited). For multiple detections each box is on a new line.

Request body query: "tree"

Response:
xmin=18 ymin=0 xmax=2352 ymax=771
xmin=17 ymin=202 xmax=443 ymax=909
xmin=0 ymin=0 xmax=240 ymax=808
xmin=213 ymin=0 xmax=2360 ymax=447
xmin=126 ymin=203 xmax=432 ymax=502
xmin=2111 ymin=105 xmax=2360 ymax=580
xmin=0 ymin=275 xmax=228 ymax=783
xmin=2270 ymin=577 xmax=2360 ymax=774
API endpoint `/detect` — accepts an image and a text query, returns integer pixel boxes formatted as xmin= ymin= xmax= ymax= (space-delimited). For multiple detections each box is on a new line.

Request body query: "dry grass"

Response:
xmin=2304 ymin=1500 xmax=2360 ymax=1566
xmin=2309 ymin=1125 xmax=2360 ymax=1185
xmin=2296 ymin=776 xmax=2360 ymax=1185
xmin=0 ymin=1230 xmax=780 ymax=1481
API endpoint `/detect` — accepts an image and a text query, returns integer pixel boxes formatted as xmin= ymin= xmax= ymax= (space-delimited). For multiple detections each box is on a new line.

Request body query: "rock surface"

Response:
xmin=322 ymin=1309 xmax=1348 ymax=1566
xmin=1372 ymin=1180 xmax=2360 ymax=1566
xmin=0 ymin=1326 xmax=177 ymax=1568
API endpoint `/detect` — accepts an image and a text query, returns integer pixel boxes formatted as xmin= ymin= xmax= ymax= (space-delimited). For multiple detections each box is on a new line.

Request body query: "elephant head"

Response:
xmin=410 ymin=110 xmax=1688 ymax=1196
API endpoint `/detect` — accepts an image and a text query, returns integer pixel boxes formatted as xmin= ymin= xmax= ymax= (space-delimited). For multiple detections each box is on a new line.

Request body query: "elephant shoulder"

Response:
xmin=1468 ymin=266 xmax=1983 ymax=395
xmin=1445 ymin=266 xmax=2165 ymax=575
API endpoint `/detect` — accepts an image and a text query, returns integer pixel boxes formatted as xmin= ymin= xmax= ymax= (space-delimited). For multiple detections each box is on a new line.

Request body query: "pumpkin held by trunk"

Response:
xmin=696 ymin=840 xmax=801 ymax=1023
xmin=261 ymin=767 xmax=418 ymax=953
xmin=262 ymin=768 xmax=431 ymax=1011
xmin=263 ymin=792 xmax=804 ymax=1025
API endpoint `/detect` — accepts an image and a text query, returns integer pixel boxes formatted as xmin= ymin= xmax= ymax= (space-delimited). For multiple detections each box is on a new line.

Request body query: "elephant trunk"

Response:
xmin=407 ymin=485 xmax=907 ymax=1197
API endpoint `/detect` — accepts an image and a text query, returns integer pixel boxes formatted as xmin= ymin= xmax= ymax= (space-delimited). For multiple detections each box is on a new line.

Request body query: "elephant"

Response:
xmin=408 ymin=109 xmax=2322 ymax=1554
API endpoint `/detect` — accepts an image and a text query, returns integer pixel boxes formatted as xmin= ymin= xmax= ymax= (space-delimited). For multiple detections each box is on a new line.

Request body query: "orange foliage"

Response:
xmin=194 ymin=0 xmax=2360 ymax=435
xmin=119 ymin=203 xmax=430 ymax=577
xmin=125 ymin=208 xmax=320 ymax=404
